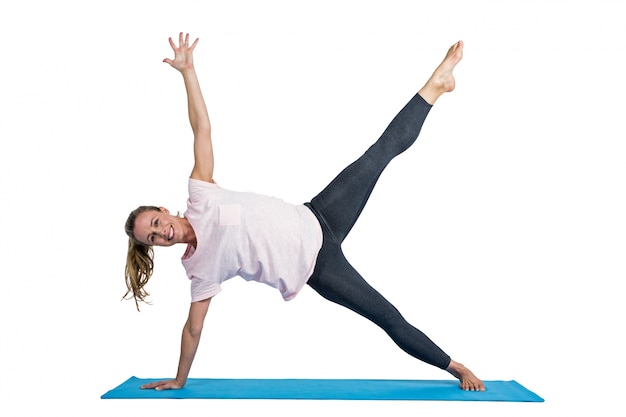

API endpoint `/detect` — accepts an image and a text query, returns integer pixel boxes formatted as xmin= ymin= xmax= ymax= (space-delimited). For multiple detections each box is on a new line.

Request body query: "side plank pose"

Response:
xmin=124 ymin=33 xmax=485 ymax=392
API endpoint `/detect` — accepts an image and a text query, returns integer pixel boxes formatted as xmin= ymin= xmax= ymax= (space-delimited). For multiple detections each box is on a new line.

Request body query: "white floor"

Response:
xmin=1 ymin=1 xmax=624 ymax=416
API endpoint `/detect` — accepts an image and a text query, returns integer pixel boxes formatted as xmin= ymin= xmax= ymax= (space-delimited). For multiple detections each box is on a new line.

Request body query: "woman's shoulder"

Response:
xmin=188 ymin=177 xmax=221 ymax=194
xmin=189 ymin=177 xmax=219 ymax=187
xmin=187 ymin=177 xmax=222 ymax=206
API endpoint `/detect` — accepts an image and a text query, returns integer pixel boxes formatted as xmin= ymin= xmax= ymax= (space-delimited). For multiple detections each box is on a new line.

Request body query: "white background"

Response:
xmin=1 ymin=0 xmax=624 ymax=416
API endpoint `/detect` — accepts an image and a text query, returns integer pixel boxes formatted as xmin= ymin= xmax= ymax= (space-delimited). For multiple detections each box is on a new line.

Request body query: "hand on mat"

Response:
xmin=163 ymin=32 xmax=199 ymax=72
xmin=140 ymin=379 xmax=184 ymax=391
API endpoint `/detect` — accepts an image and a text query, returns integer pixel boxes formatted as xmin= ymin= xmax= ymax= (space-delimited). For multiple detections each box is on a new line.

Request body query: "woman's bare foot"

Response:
xmin=446 ymin=359 xmax=486 ymax=391
xmin=419 ymin=40 xmax=464 ymax=104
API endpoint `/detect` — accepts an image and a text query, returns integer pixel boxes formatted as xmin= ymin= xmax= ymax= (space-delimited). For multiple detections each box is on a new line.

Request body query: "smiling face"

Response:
xmin=132 ymin=207 xmax=187 ymax=247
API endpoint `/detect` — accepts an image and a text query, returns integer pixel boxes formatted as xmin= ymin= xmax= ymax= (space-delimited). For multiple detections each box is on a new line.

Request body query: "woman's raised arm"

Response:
xmin=164 ymin=32 xmax=214 ymax=183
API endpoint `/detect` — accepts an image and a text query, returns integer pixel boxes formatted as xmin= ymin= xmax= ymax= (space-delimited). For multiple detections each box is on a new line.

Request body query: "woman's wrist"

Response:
xmin=180 ymin=66 xmax=197 ymax=77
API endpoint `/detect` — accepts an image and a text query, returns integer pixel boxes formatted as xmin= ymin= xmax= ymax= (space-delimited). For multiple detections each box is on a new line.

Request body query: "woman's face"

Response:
xmin=133 ymin=208 xmax=183 ymax=247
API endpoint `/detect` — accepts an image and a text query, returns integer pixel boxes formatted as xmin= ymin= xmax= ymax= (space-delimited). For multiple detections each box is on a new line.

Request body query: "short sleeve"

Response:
xmin=190 ymin=276 xmax=222 ymax=302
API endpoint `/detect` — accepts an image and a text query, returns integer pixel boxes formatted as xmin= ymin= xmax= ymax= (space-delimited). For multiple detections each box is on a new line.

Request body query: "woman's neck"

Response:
xmin=181 ymin=217 xmax=197 ymax=248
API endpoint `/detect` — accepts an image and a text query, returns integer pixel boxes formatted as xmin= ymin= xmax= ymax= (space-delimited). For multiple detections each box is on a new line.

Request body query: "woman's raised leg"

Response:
xmin=308 ymin=40 xmax=465 ymax=244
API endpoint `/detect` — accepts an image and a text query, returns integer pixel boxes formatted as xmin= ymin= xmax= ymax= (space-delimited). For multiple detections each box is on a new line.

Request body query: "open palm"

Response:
xmin=163 ymin=32 xmax=199 ymax=71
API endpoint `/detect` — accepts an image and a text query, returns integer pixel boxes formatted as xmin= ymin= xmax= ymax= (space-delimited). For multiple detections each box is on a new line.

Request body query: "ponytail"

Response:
xmin=124 ymin=206 xmax=160 ymax=311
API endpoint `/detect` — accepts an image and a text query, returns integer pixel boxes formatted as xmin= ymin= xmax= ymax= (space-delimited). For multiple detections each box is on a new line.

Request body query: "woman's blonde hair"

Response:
xmin=124 ymin=206 xmax=161 ymax=311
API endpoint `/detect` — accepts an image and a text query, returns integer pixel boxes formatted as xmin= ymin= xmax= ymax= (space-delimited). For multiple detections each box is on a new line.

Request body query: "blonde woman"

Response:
xmin=125 ymin=32 xmax=484 ymax=392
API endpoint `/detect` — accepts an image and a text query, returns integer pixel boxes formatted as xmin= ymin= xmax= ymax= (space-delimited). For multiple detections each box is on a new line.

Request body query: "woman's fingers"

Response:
xmin=168 ymin=33 xmax=198 ymax=51
xmin=190 ymin=37 xmax=199 ymax=51
xmin=140 ymin=379 xmax=180 ymax=390
xmin=140 ymin=381 xmax=161 ymax=389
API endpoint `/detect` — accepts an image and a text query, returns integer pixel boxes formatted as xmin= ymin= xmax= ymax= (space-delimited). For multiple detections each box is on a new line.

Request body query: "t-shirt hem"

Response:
xmin=191 ymin=288 xmax=221 ymax=303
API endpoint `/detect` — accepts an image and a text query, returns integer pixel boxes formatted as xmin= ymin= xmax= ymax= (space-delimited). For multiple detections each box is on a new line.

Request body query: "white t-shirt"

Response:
xmin=182 ymin=178 xmax=323 ymax=302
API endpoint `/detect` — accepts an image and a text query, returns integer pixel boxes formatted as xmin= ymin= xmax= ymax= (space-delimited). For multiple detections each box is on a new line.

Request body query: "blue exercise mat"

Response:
xmin=101 ymin=377 xmax=544 ymax=402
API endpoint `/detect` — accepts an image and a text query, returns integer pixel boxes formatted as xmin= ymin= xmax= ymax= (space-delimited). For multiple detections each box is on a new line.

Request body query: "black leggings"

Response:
xmin=305 ymin=92 xmax=451 ymax=370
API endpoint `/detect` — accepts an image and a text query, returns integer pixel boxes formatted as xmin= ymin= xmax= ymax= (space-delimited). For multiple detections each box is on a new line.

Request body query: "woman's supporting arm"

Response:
xmin=140 ymin=297 xmax=212 ymax=390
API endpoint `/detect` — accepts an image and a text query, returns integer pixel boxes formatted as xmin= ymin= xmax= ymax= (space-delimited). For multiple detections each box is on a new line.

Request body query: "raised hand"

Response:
xmin=163 ymin=32 xmax=199 ymax=72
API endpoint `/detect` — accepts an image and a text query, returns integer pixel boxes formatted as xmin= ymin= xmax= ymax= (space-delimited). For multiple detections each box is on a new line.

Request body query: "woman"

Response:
xmin=125 ymin=32 xmax=485 ymax=392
